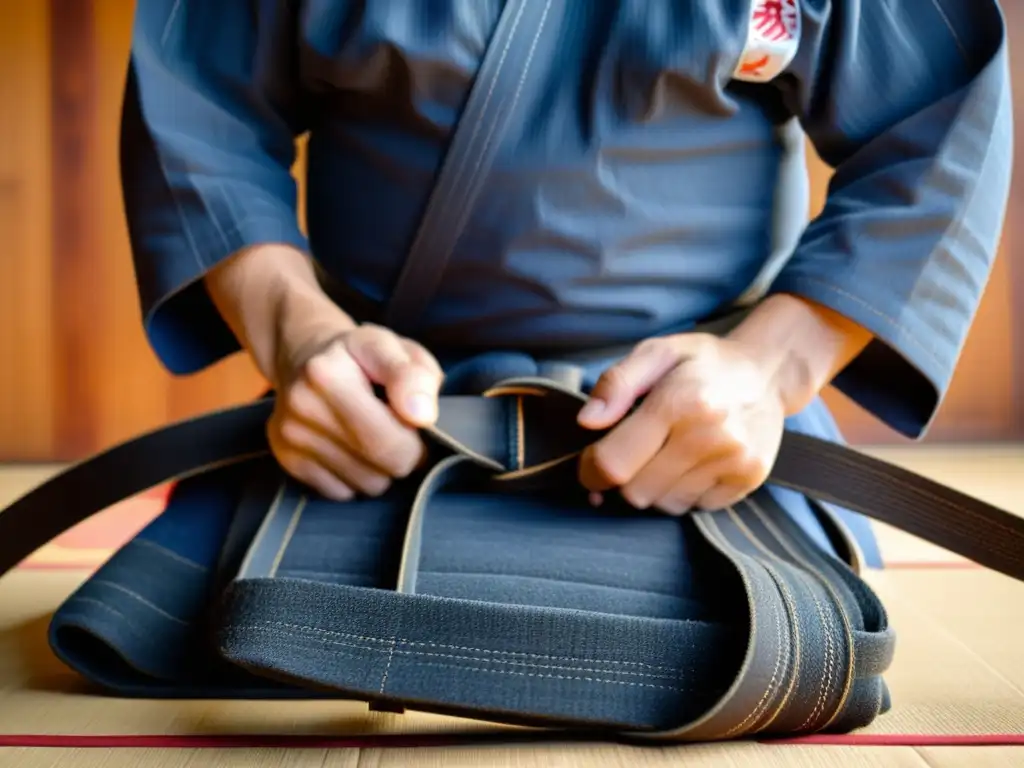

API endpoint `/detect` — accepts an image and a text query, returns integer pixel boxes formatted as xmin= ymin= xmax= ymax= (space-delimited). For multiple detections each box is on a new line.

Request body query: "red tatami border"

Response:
xmin=0 ymin=732 xmax=1021 ymax=749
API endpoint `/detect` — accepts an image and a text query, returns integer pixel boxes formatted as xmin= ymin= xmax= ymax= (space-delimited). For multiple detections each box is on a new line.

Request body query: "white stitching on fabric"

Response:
xmin=747 ymin=498 xmax=857 ymax=731
xmin=795 ymin=585 xmax=837 ymax=731
xmin=229 ymin=620 xmax=692 ymax=675
xmin=928 ymin=0 xmax=970 ymax=63
xmin=131 ymin=539 xmax=209 ymax=572
xmin=88 ymin=579 xmax=190 ymax=626
xmin=63 ymin=598 xmax=147 ymax=634
xmin=721 ymin=505 xmax=804 ymax=735
xmin=725 ymin=507 xmax=837 ymax=734
xmin=225 ymin=625 xmax=693 ymax=691
xmin=159 ymin=0 xmax=183 ymax=48
xmin=379 ymin=638 xmax=398 ymax=695
xmin=268 ymin=495 xmax=308 ymax=578
xmin=422 ymin=1 xmax=529 ymax=246
xmin=700 ymin=516 xmax=787 ymax=738
xmin=429 ymin=0 xmax=555 ymax=270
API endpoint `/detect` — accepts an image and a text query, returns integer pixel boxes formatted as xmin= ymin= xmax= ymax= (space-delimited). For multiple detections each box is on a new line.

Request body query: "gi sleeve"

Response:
xmin=120 ymin=0 xmax=310 ymax=375
xmin=767 ymin=0 xmax=1012 ymax=438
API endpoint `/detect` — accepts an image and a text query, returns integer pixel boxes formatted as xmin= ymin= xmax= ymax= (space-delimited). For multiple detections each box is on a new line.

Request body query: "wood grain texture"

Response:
xmin=50 ymin=0 xmax=104 ymax=457
xmin=1004 ymin=0 xmax=1024 ymax=439
xmin=0 ymin=0 xmax=1019 ymax=460
xmin=0 ymin=4 xmax=55 ymax=460
xmin=18 ymin=0 xmax=265 ymax=462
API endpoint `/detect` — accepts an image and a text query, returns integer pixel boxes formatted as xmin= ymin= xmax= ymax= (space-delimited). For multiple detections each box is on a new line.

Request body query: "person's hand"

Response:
xmin=267 ymin=320 xmax=444 ymax=501
xmin=576 ymin=334 xmax=787 ymax=515
xmin=203 ymin=244 xmax=445 ymax=501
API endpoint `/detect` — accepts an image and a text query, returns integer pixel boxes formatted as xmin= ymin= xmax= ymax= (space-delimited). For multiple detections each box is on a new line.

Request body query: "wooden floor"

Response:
xmin=0 ymin=445 xmax=1022 ymax=767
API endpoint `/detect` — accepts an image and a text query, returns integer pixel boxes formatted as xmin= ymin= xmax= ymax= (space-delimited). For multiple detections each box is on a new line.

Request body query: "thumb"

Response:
xmin=577 ymin=336 xmax=697 ymax=429
xmin=387 ymin=364 xmax=442 ymax=427
xmin=386 ymin=351 xmax=443 ymax=428
xmin=346 ymin=327 xmax=443 ymax=427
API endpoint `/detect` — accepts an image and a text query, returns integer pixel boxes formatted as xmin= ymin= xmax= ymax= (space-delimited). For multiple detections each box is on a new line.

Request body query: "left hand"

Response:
xmin=576 ymin=333 xmax=787 ymax=515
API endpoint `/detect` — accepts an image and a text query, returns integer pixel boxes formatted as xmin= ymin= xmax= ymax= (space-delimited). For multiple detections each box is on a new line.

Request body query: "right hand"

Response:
xmin=268 ymin=322 xmax=445 ymax=501
xmin=203 ymin=244 xmax=445 ymax=502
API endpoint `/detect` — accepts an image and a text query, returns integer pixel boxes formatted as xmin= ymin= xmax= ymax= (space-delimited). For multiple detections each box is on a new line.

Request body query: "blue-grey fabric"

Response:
xmin=46 ymin=356 xmax=895 ymax=735
xmin=119 ymin=0 xmax=1011 ymax=568
xmin=122 ymin=0 xmax=1011 ymax=441
xmin=101 ymin=0 xmax=1010 ymax=729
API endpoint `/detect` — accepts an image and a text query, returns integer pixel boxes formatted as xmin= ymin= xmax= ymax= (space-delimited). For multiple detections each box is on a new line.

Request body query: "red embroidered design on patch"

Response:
xmin=752 ymin=0 xmax=798 ymax=42
xmin=739 ymin=54 xmax=771 ymax=75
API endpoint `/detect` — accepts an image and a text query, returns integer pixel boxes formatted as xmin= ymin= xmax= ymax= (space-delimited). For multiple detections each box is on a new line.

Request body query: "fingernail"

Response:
xmin=578 ymin=398 xmax=606 ymax=424
xmin=405 ymin=393 xmax=437 ymax=423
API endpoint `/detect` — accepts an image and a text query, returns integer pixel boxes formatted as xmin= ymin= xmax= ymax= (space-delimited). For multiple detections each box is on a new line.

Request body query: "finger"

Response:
xmin=280 ymin=377 xmax=406 ymax=485
xmin=401 ymin=338 xmax=444 ymax=378
xmin=695 ymin=483 xmax=752 ymax=512
xmin=639 ymin=358 xmax=729 ymax=427
xmin=577 ymin=369 xmax=702 ymax=493
xmin=269 ymin=437 xmax=355 ymax=502
xmin=387 ymin=359 xmax=443 ymax=428
xmin=577 ymin=340 xmax=680 ymax=429
xmin=577 ymin=334 xmax=712 ymax=429
xmin=618 ymin=424 xmax=729 ymax=510
xmin=654 ymin=454 xmax=741 ymax=516
xmin=282 ymin=376 xmax=350 ymax=436
xmin=304 ymin=345 xmax=426 ymax=478
xmin=348 ymin=326 xmax=443 ymax=427
xmin=577 ymin=419 xmax=669 ymax=494
xmin=275 ymin=416 xmax=392 ymax=497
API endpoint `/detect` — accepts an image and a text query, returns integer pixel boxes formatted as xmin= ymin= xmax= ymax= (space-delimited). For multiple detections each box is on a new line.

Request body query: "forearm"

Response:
xmin=204 ymin=244 xmax=356 ymax=383
xmin=727 ymin=293 xmax=873 ymax=416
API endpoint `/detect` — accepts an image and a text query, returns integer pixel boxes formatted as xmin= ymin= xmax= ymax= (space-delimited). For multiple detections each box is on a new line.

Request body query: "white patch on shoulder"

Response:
xmin=732 ymin=0 xmax=801 ymax=83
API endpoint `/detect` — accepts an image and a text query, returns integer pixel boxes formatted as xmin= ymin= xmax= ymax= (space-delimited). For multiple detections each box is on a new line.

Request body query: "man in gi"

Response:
xmin=120 ymin=0 xmax=1012 ymax=568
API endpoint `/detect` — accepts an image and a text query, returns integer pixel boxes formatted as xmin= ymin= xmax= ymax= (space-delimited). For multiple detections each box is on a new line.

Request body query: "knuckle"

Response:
xmin=689 ymin=389 xmax=726 ymax=422
xmin=591 ymin=444 xmax=631 ymax=486
xmin=620 ymin=486 xmax=650 ymax=510
xmin=281 ymin=453 xmax=314 ymax=483
xmin=302 ymin=347 xmax=346 ymax=387
xmin=704 ymin=486 xmax=746 ymax=511
xmin=597 ymin=363 xmax=632 ymax=394
xmin=276 ymin=417 xmax=308 ymax=448
xmin=659 ymin=499 xmax=689 ymax=517
xmin=665 ymin=386 xmax=696 ymax=419
xmin=394 ymin=453 xmax=423 ymax=478
xmin=689 ymin=333 xmax=717 ymax=353
xmin=661 ymin=490 xmax=698 ymax=515
xmin=284 ymin=383 xmax=321 ymax=423
xmin=356 ymin=337 xmax=392 ymax=363
xmin=359 ymin=473 xmax=392 ymax=497
xmin=362 ymin=434 xmax=416 ymax=474
xmin=634 ymin=336 xmax=669 ymax=359
xmin=651 ymin=383 xmax=701 ymax=421
xmin=737 ymin=451 xmax=771 ymax=483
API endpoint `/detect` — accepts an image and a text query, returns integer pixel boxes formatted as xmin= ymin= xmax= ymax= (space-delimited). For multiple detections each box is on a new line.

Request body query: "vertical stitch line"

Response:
xmin=516 ymin=395 xmax=525 ymax=469
xmin=379 ymin=639 xmax=398 ymax=695
xmin=747 ymin=498 xmax=858 ymax=730
xmin=236 ymin=484 xmax=286 ymax=580
xmin=268 ymin=495 xmax=308 ymax=578
xmin=700 ymin=516 xmax=786 ymax=739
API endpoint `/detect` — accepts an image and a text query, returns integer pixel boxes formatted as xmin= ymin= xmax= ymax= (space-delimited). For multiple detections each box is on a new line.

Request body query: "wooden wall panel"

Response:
xmin=0 ymin=0 xmax=1020 ymax=460
xmin=0 ymin=3 xmax=55 ymax=460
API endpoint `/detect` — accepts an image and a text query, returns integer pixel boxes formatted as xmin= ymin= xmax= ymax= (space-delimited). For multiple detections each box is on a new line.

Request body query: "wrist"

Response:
xmin=204 ymin=244 xmax=355 ymax=381
xmin=727 ymin=293 xmax=873 ymax=415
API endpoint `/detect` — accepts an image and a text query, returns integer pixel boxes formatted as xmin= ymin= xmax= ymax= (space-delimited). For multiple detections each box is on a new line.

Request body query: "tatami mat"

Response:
xmin=0 ymin=445 xmax=1021 ymax=767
